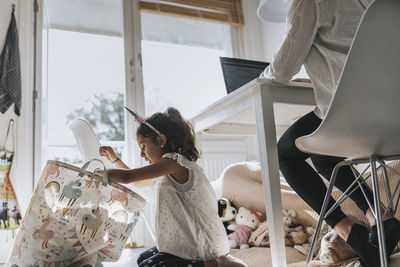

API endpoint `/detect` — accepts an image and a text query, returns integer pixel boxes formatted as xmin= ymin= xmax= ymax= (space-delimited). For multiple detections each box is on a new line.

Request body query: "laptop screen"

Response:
xmin=220 ymin=57 xmax=269 ymax=94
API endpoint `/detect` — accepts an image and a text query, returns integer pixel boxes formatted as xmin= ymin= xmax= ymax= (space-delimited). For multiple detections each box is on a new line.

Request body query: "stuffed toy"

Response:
xmin=288 ymin=225 xmax=313 ymax=255
xmin=282 ymin=209 xmax=316 ymax=255
xmin=282 ymin=209 xmax=299 ymax=246
xmin=217 ymin=198 xmax=237 ymax=234
xmin=227 ymin=207 xmax=262 ymax=249
xmin=283 ymin=209 xmax=298 ymax=229
xmin=318 ymin=229 xmax=356 ymax=263
xmin=249 ymin=220 xmax=270 ymax=247
xmin=288 ymin=225 xmax=308 ymax=245
xmin=249 ymin=209 xmax=316 ymax=255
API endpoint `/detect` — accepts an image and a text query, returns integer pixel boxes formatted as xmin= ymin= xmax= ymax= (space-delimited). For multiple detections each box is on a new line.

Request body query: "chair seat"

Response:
xmin=296 ymin=131 xmax=400 ymax=160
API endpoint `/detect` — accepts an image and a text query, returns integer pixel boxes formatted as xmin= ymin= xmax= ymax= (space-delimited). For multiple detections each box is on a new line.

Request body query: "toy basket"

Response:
xmin=6 ymin=159 xmax=146 ymax=266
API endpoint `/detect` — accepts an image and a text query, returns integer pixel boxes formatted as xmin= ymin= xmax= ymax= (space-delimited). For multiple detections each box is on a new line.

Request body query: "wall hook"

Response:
xmin=12 ymin=3 xmax=15 ymax=12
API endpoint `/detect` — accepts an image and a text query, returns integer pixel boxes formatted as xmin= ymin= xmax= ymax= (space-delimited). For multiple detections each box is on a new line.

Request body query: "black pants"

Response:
xmin=278 ymin=111 xmax=374 ymax=228
xmin=137 ymin=246 xmax=204 ymax=267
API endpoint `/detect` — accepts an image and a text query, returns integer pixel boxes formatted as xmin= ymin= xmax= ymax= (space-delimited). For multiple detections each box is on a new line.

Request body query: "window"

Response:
xmin=41 ymin=0 xmax=126 ymax=168
xmin=141 ymin=12 xmax=233 ymax=118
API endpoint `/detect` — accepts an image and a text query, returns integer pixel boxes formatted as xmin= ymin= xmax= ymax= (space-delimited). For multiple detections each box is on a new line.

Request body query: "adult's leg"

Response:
xmin=279 ymin=112 xmax=380 ymax=266
xmin=278 ymin=111 xmax=346 ymax=228
xmin=310 ymin=155 xmax=374 ymax=215
xmin=311 ymin=139 xmax=400 ymax=256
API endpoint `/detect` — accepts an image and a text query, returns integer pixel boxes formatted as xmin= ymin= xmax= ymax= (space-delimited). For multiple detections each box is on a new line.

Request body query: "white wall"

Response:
xmin=240 ymin=0 xmax=266 ymax=61
xmin=260 ymin=20 xmax=287 ymax=62
xmin=0 ymin=0 xmax=35 ymax=259
xmin=0 ymin=0 xmax=35 ymax=214
xmin=258 ymin=1 xmax=309 ymax=78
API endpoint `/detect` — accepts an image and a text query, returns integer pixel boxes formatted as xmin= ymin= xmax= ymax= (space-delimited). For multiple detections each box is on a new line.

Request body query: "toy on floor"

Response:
xmin=217 ymin=198 xmax=237 ymax=234
xmin=249 ymin=209 xmax=315 ymax=256
xmin=227 ymin=207 xmax=262 ymax=249
xmin=282 ymin=209 xmax=315 ymax=255
xmin=288 ymin=225 xmax=316 ymax=255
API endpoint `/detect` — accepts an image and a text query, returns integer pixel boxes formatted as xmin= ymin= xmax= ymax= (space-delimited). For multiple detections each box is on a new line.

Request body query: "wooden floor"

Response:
xmin=0 ymin=247 xmax=149 ymax=267
xmin=104 ymin=247 xmax=149 ymax=267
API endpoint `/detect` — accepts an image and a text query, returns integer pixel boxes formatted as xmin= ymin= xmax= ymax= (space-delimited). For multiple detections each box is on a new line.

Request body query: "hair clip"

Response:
xmin=125 ymin=106 xmax=162 ymax=136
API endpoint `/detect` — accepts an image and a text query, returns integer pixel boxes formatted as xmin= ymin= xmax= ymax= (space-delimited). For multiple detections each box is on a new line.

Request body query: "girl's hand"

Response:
xmin=99 ymin=146 xmax=119 ymax=163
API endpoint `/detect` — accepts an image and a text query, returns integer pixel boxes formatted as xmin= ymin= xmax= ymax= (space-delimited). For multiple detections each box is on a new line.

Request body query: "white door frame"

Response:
xmin=33 ymin=0 xmax=45 ymax=186
xmin=122 ymin=0 xmax=145 ymax=169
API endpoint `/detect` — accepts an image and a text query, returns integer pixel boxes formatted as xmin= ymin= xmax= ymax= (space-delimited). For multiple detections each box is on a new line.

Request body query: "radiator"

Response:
xmin=200 ymin=152 xmax=248 ymax=181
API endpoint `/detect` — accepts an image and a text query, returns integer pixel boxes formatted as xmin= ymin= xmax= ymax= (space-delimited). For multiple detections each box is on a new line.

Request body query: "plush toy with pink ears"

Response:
xmin=227 ymin=207 xmax=262 ymax=249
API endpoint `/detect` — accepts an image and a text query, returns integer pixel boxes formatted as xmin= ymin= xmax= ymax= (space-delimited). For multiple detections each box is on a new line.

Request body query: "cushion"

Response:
xmin=219 ymin=160 xmax=400 ymax=266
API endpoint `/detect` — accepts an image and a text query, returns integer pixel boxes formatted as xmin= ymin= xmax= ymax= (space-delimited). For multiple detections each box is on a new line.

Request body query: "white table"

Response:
xmin=191 ymin=78 xmax=316 ymax=267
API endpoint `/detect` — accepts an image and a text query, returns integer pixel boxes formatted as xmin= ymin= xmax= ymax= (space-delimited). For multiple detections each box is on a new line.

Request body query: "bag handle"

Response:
xmin=3 ymin=119 xmax=15 ymax=152
xmin=80 ymin=158 xmax=109 ymax=186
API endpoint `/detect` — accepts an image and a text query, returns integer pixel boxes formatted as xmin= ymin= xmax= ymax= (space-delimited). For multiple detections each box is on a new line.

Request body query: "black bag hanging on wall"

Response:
xmin=0 ymin=6 xmax=21 ymax=116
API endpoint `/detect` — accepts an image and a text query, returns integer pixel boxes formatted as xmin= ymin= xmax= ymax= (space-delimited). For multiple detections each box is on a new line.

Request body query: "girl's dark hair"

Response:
xmin=136 ymin=107 xmax=201 ymax=161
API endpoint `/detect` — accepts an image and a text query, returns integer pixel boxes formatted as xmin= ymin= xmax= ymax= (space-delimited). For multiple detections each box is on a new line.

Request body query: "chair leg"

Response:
xmin=380 ymin=160 xmax=394 ymax=216
xmin=378 ymin=161 xmax=400 ymax=215
xmin=370 ymin=158 xmax=389 ymax=267
xmin=305 ymin=162 xmax=343 ymax=266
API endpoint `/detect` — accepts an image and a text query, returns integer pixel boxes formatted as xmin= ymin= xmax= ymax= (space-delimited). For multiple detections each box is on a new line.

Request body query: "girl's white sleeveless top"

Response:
xmin=155 ymin=153 xmax=229 ymax=261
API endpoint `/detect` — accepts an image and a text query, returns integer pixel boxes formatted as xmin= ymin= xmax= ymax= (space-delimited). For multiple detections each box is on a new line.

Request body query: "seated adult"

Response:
xmin=260 ymin=0 xmax=400 ymax=266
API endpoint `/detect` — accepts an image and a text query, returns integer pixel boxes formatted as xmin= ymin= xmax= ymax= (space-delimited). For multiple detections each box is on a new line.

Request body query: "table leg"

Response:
xmin=254 ymin=86 xmax=287 ymax=267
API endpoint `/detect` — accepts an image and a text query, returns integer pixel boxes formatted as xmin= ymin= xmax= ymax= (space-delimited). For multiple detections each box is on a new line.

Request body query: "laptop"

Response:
xmin=220 ymin=57 xmax=269 ymax=94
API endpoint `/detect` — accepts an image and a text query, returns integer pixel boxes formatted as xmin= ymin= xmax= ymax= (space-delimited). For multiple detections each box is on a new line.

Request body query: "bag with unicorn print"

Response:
xmin=6 ymin=159 xmax=146 ymax=267
xmin=0 ymin=119 xmax=22 ymax=232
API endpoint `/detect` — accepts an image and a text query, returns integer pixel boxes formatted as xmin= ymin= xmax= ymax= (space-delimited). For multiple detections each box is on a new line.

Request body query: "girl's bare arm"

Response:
xmin=102 ymin=158 xmax=185 ymax=184
xmin=113 ymin=159 xmax=129 ymax=169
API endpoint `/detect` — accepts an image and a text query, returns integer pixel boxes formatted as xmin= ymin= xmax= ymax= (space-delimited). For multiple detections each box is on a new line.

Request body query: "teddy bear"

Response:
xmin=288 ymin=225 xmax=312 ymax=255
xmin=227 ymin=207 xmax=262 ymax=249
xmin=282 ymin=209 xmax=316 ymax=255
xmin=282 ymin=209 xmax=299 ymax=246
xmin=217 ymin=198 xmax=237 ymax=234
xmin=283 ymin=209 xmax=298 ymax=229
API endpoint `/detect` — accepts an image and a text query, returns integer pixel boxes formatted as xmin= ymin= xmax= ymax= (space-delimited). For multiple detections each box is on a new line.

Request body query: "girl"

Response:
xmin=98 ymin=107 xmax=246 ymax=267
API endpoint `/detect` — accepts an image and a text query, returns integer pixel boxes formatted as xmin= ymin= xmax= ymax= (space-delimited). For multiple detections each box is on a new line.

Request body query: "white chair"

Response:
xmin=70 ymin=118 xmax=114 ymax=170
xmin=295 ymin=0 xmax=400 ymax=266
xmin=70 ymin=119 xmax=157 ymax=245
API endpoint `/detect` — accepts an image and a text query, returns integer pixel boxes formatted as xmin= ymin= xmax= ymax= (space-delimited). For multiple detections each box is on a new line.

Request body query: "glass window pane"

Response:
xmin=43 ymin=29 xmax=126 ymax=166
xmin=141 ymin=13 xmax=232 ymax=117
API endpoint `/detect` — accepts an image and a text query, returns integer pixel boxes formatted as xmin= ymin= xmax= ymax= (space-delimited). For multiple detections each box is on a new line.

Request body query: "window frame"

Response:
xmin=123 ymin=0 xmax=245 ymax=169
xmin=33 ymin=0 xmax=245 ymax=176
